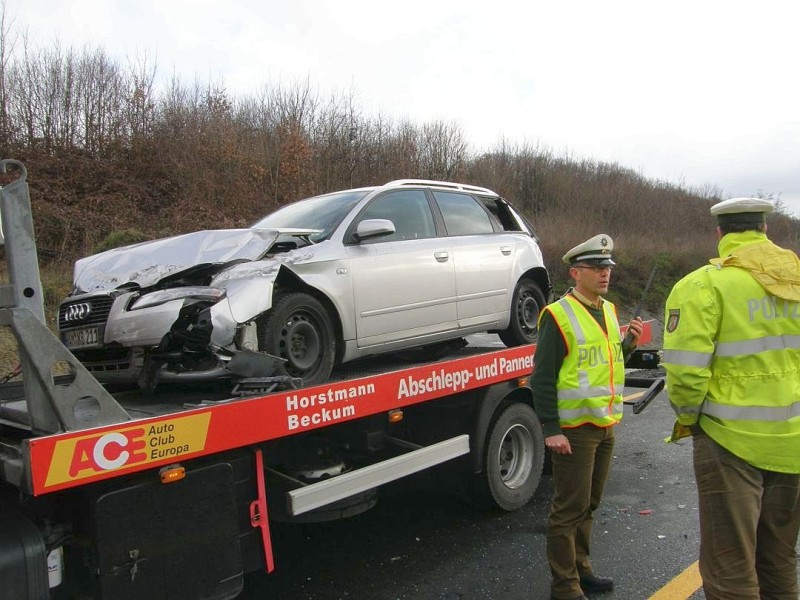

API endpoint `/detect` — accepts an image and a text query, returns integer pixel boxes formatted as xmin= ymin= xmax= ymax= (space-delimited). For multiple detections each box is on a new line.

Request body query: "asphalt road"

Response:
xmin=240 ymin=385 xmax=798 ymax=600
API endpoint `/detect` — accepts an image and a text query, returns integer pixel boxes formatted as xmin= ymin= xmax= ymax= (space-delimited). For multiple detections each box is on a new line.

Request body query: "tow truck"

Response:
xmin=0 ymin=160 xmax=660 ymax=599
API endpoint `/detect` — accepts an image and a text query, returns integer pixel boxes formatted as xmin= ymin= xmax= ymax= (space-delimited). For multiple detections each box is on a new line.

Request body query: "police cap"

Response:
xmin=562 ymin=234 xmax=615 ymax=266
xmin=710 ymin=197 xmax=774 ymax=225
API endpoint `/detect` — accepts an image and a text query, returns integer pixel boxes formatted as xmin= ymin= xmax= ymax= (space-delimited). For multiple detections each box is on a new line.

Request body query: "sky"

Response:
xmin=5 ymin=0 xmax=800 ymax=216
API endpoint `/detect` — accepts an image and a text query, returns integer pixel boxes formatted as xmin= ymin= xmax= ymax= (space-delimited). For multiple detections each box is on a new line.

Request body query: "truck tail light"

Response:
xmin=159 ymin=464 xmax=186 ymax=484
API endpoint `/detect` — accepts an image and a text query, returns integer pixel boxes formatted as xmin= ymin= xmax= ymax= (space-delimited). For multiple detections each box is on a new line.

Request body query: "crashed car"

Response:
xmin=58 ymin=179 xmax=553 ymax=389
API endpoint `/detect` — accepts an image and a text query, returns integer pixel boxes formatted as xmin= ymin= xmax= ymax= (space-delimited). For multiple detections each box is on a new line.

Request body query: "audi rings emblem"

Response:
xmin=64 ymin=302 xmax=92 ymax=322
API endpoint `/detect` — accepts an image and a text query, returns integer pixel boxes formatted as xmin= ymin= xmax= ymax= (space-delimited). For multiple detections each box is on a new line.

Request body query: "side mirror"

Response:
xmin=354 ymin=219 xmax=395 ymax=242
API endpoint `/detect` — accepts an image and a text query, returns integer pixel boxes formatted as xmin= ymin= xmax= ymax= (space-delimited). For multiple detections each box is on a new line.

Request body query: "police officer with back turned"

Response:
xmin=531 ymin=233 xmax=643 ymax=600
xmin=663 ymin=197 xmax=800 ymax=600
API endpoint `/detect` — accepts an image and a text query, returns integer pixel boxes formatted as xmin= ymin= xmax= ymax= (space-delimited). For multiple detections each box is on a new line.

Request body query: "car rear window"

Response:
xmin=433 ymin=191 xmax=495 ymax=236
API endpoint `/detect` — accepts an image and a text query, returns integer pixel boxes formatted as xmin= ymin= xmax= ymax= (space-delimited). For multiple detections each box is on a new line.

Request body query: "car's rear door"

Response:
xmin=431 ymin=191 xmax=515 ymax=329
xmin=346 ymin=189 xmax=457 ymax=347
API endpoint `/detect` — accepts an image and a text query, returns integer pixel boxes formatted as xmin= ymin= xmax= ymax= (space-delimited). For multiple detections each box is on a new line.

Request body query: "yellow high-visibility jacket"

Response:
xmin=662 ymin=231 xmax=800 ymax=474
xmin=546 ymin=295 xmax=625 ymax=428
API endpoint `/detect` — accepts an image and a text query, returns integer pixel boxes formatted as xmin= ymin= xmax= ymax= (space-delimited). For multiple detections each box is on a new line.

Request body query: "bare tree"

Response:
xmin=0 ymin=1 xmax=18 ymax=148
xmin=124 ymin=51 xmax=157 ymax=145
xmin=419 ymin=120 xmax=467 ymax=180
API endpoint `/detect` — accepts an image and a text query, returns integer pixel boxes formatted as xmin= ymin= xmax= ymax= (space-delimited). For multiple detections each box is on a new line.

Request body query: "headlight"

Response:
xmin=130 ymin=286 xmax=227 ymax=310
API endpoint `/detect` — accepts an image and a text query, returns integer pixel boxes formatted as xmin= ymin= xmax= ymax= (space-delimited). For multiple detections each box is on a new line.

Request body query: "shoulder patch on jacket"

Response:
xmin=666 ymin=309 xmax=680 ymax=333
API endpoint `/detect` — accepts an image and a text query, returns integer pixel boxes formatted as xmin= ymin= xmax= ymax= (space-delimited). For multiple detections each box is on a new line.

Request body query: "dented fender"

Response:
xmin=211 ymin=260 xmax=279 ymax=324
xmin=209 ymin=276 xmax=276 ymax=347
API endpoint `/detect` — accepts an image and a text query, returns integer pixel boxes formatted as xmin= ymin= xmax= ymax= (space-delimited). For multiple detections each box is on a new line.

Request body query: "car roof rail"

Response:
xmin=383 ymin=179 xmax=498 ymax=196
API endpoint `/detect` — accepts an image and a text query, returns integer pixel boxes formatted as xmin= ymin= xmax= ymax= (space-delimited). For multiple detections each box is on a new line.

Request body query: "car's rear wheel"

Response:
xmin=498 ymin=279 xmax=546 ymax=346
xmin=259 ymin=292 xmax=336 ymax=386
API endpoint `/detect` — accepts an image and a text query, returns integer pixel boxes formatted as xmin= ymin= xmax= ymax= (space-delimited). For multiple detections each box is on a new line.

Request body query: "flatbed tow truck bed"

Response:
xmin=0 ymin=335 xmax=513 ymax=428
xmin=1 ymin=333 xmax=660 ymax=426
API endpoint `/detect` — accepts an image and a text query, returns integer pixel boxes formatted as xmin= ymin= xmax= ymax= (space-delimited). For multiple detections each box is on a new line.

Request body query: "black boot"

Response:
xmin=579 ymin=574 xmax=614 ymax=594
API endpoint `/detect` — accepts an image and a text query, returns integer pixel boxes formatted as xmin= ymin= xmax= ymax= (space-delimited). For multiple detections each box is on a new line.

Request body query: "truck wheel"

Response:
xmin=260 ymin=292 xmax=336 ymax=386
xmin=480 ymin=402 xmax=544 ymax=511
xmin=498 ymin=279 xmax=545 ymax=346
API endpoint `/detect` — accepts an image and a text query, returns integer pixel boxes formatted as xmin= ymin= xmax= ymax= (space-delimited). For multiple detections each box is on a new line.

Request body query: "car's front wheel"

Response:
xmin=259 ymin=292 xmax=336 ymax=386
xmin=498 ymin=278 xmax=546 ymax=346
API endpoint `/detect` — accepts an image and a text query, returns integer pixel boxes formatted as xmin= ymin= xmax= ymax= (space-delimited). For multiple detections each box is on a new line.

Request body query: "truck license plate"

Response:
xmin=62 ymin=325 xmax=102 ymax=349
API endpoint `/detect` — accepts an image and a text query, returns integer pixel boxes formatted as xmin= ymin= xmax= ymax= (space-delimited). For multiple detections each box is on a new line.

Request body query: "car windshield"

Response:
xmin=251 ymin=189 xmax=371 ymax=242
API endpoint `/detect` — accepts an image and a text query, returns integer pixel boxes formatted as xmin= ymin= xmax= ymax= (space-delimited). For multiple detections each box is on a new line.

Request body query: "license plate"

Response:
xmin=62 ymin=325 xmax=102 ymax=349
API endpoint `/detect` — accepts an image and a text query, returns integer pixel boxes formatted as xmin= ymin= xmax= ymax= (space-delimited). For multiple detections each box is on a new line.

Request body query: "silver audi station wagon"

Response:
xmin=58 ymin=179 xmax=553 ymax=389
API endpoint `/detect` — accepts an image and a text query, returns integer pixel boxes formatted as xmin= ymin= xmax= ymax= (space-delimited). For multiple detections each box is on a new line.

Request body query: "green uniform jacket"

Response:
xmin=662 ymin=231 xmax=800 ymax=474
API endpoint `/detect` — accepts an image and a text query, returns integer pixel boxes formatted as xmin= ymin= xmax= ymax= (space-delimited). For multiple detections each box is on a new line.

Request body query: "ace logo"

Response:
xmin=68 ymin=429 xmax=148 ymax=477
xmin=41 ymin=413 xmax=212 ymax=491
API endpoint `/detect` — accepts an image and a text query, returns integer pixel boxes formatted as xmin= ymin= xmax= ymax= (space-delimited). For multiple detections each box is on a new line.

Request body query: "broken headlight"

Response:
xmin=130 ymin=286 xmax=226 ymax=311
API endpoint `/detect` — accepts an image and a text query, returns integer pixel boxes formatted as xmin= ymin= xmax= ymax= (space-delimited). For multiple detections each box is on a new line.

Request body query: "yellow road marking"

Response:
xmin=648 ymin=561 xmax=702 ymax=599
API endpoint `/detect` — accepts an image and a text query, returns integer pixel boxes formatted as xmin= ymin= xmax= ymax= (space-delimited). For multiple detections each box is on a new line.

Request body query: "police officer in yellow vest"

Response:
xmin=663 ymin=197 xmax=800 ymax=600
xmin=531 ymin=234 xmax=643 ymax=600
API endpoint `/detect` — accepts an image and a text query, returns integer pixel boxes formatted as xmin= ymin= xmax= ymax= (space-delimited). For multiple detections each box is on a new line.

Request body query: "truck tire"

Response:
xmin=259 ymin=292 xmax=336 ymax=386
xmin=498 ymin=279 xmax=545 ymax=346
xmin=479 ymin=402 xmax=544 ymax=511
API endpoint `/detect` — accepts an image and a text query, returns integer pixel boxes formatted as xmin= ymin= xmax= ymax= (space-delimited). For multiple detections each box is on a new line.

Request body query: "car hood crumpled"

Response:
xmin=72 ymin=228 xmax=285 ymax=293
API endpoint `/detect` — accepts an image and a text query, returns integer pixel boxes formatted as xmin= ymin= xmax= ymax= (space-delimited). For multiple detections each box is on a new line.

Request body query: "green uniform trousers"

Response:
xmin=547 ymin=424 xmax=615 ymax=599
xmin=693 ymin=430 xmax=800 ymax=600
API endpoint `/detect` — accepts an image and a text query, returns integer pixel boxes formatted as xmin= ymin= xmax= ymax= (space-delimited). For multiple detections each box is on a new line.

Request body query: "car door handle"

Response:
xmin=434 ymin=251 xmax=449 ymax=262
xmin=500 ymin=245 xmax=512 ymax=255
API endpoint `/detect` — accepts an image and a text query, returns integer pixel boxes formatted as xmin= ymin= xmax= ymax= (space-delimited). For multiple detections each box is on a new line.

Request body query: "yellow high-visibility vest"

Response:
xmin=663 ymin=231 xmax=800 ymax=474
xmin=545 ymin=295 xmax=625 ymax=429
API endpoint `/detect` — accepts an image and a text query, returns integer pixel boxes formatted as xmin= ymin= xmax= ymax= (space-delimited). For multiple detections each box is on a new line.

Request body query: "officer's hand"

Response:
xmin=545 ymin=434 xmax=572 ymax=455
xmin=666 ymin=421 xmax=695 ymax=443
xmin=627 ymin=317 xmax=644 ymax=346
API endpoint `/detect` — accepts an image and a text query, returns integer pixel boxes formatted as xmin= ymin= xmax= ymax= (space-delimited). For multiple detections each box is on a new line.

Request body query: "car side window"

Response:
xmin=357 ymin=190 xmax=436 ymax=243
xmin=433 ymin=191 xmax=496 ymax=236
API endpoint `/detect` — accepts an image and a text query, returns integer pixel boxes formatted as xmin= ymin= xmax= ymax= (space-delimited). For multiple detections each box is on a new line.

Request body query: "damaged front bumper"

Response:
xmin=58 ymin=284 xmax=280 ymax=386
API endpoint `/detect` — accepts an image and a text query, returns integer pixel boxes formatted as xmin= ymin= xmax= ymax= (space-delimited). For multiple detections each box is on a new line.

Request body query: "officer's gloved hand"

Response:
xmin=665 ymin=420 xmax=695 ymax=443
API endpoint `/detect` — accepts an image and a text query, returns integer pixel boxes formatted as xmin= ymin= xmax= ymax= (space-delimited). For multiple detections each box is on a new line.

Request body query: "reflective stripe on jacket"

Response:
xmin=662 ymin=231 xmax=800 ymax=474
xmin=545 ymin=295 xmax=625 ymax=428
